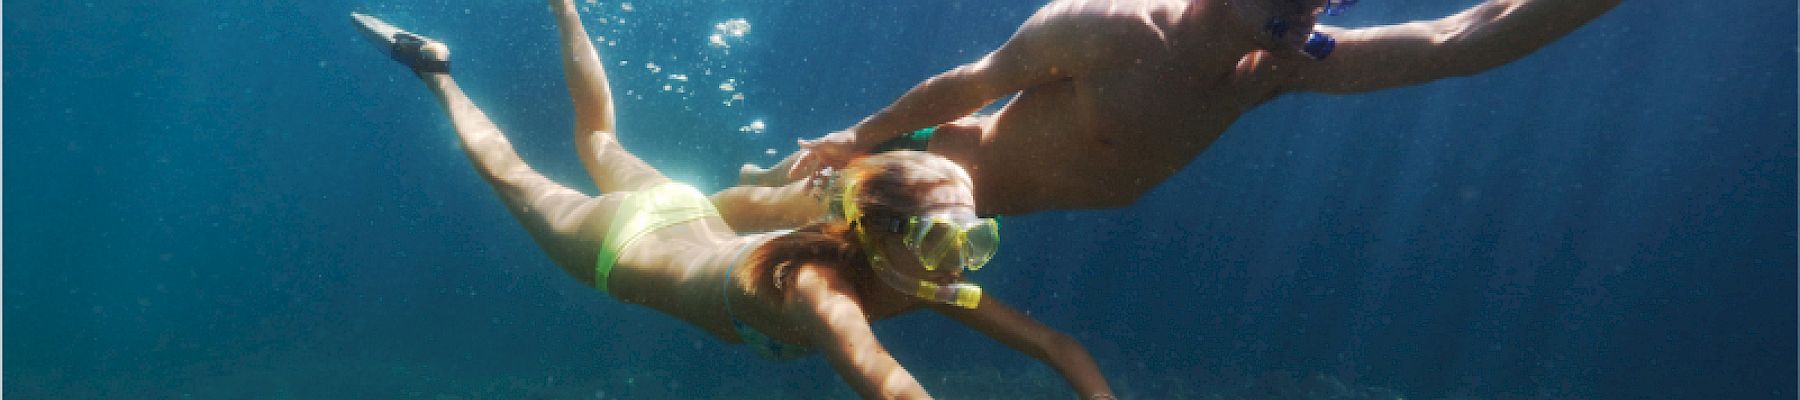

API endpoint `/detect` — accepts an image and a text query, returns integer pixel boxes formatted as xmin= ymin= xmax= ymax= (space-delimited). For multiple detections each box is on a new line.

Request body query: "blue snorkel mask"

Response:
xmin=1263 ymin=0 xmax=1358 ymax=60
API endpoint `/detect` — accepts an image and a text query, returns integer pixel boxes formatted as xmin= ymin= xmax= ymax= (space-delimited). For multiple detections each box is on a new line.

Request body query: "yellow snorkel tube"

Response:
xmin=837 ymin=174 xmax=984 ymax=309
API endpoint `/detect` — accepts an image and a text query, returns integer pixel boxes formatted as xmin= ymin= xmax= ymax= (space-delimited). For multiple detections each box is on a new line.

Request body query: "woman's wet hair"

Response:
xmin=745 ymin=151 xmax=969 ymax=298
xmin=843 ymin=150 xmax=968 ymax=220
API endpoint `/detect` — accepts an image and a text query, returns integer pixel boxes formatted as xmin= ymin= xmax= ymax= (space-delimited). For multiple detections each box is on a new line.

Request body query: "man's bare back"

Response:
xmin=791 ymin=0 xmax=1622 ymax=215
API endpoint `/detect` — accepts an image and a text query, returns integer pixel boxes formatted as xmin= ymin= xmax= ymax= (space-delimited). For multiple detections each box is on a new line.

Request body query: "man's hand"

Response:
xmin=790 ymin=130 xmax=862 ymax=179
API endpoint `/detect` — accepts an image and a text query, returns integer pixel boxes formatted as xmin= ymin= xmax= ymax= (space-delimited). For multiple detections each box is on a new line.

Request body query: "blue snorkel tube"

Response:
xmin=1266 ymin=0 xmax=1358 ymax=60
xmin=1323 ymin=0 xmax=1358 ymax=16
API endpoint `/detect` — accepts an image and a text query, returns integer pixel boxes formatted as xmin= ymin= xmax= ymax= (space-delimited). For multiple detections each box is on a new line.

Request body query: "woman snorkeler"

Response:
xmin=352 ymin=1 xmax=1114 ymax=398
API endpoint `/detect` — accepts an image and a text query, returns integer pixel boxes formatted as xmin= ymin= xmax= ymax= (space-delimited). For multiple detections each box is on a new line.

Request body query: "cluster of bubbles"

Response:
xmin=707 ymin=18 xmax=755 ymax=137
xmin=708 ymin=19 xmax=751 ymax=49
xmin=579 ymin=0 xmax=766 ymax=144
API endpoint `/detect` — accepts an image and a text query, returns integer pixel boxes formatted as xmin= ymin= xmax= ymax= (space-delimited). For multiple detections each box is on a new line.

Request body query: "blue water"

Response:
xmin=6 ymin=1 xmax=1793 ymax=398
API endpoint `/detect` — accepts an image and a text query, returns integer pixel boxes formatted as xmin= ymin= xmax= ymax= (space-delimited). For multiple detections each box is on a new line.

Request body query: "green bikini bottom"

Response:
xmin=593 ymin=183 xmax=720 ymax=293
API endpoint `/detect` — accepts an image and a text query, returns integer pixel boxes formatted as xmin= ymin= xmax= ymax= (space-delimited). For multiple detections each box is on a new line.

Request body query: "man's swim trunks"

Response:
xmin=868 ymin=126 xmax=937 ymax=152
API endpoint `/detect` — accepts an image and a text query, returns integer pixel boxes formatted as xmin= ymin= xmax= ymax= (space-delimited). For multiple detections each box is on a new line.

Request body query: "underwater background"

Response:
xmin=5 ymin=0 xmax=1794 ymax=398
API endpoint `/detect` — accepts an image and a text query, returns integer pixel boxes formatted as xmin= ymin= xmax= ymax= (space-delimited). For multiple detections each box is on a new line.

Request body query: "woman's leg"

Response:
xmin=418 ymin=72 xmax=622 ymax=284
xmin=550 ymin=0 xmax=667 ymax=193
xmin=354 ymin=11 xmax=623 ymax=284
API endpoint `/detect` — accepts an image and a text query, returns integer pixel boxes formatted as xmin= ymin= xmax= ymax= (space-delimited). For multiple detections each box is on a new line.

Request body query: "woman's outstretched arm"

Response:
xmin=935 ymin=296 xmax=1114 ymax=398
xmin=789 ymin=264 xmax=932 ymax=399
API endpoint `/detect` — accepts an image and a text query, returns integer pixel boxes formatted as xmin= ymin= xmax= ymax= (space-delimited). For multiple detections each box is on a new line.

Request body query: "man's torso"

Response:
xmin=972 ymin=1 xmax=1290 ymax=214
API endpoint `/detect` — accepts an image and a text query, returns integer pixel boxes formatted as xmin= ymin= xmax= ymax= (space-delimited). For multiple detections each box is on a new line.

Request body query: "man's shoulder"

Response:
xmin=1035 ymin=0 xmax=1187 ymax=28
xmin=1021 ymin=1 xmax=1185 ymax=57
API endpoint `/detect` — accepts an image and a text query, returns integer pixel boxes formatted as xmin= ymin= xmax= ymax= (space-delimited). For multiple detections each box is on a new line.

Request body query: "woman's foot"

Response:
xmin=351 ymin=13 xmax=451 ymax=74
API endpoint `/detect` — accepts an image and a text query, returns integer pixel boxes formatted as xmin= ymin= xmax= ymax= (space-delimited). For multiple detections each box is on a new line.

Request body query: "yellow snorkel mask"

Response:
xmin=836 ymin=173 xmax=996 ymax=309
xmin=859 ymin=214 xmax=1000 ymax=272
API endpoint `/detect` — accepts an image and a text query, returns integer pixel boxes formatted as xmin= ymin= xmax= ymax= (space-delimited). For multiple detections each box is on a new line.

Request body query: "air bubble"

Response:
xmin=738 ymin=119 xmax=767 ymax=134
xmin=717 ymin=19 xmax=750 ymax=38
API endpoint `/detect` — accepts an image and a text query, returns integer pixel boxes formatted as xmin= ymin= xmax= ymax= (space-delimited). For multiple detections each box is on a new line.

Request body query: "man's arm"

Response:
xmin=933 ymin=296 xmax=1114 ymax=398
xmin=1282 ymin=0 xmax=1623 ymax=94
xmin=818 ymin=8 xmax=1084 ymax=155
xmin=844 ymin=53 xmax=1051 ymax=149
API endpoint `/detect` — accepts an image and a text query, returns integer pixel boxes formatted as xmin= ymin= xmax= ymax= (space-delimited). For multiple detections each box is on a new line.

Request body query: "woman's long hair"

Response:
xmin=745 ymin=151 xmax=968 ymax=300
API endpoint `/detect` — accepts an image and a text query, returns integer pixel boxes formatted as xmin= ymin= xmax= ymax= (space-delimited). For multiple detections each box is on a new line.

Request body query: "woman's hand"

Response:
xmin=933 ymin=296 xmax=1114 ymax=398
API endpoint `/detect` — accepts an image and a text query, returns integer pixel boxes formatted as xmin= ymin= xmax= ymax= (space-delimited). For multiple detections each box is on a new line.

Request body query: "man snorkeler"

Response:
xmin=749 ymin=0 xmax=1623 ymax=216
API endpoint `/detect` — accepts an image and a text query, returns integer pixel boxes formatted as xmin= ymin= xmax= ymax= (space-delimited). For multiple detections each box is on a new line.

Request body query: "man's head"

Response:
xmin=1223 ymin=0 xmax=1353 ymax=59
